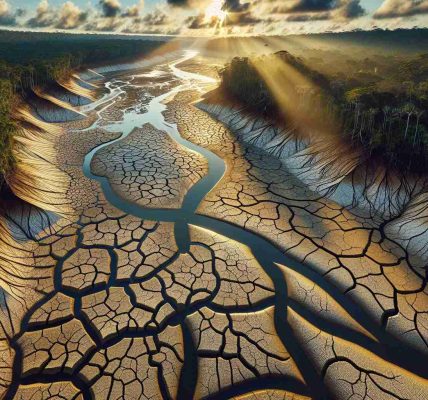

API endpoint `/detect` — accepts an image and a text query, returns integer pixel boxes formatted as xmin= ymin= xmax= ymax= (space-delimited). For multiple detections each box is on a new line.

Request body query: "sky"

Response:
xmin=1 ymin=0 xmax=427 ymax=36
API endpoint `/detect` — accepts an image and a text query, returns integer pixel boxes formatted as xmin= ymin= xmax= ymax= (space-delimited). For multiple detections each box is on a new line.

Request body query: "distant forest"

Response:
xmin=219 ymin=36 xmax=428 ymax=173
xmin=0 ymin=31 xmax=169 ymax=189
xmin=207 ymin=29 xmax=428 ymax=57
xmin=0 ymin=31 xmax=169 ymax=88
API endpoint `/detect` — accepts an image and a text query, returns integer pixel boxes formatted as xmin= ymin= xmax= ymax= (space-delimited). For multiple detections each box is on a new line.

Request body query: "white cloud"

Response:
xmin=57 ymin=1 xmax=88 ymax=29
xmin=0 ymin=0 xmax=9 ymax=16
xmin=374 ymin=0 xmax=428 ymax=19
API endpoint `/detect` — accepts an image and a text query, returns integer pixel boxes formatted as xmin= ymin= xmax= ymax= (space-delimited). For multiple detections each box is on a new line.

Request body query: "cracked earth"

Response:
xmin=91 ymin=124 xmax=208 ymax=209
xmin=0 ymin=52 xmax=427 ymax=400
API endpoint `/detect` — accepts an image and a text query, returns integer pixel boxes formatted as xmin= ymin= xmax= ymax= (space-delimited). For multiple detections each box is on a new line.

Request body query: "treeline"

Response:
xmin=0 ymin=32 xmax=168 ymax=189
xmin=0 ymin=79 xmax=15 ymax=191
xmin=219 ymin=51 xmax=428 ymax=173
xmin=0 ymin=34 xmax=168 ymax=91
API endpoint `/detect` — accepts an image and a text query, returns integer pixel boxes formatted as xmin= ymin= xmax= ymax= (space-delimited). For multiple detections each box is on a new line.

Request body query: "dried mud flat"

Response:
xmin=91 ymin=124 xmax=208 ymax=209
xmin=1 ymin=54 xmax=427 ymax=400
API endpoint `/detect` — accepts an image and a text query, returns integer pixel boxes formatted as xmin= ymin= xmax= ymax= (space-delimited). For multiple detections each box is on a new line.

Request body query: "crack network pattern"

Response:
xmin=91 ymin=124 xmax=208 ymax=209
xmin=1 ymin=57 xmax=427 ymax=400
xmin=164 ymin=89 xmax=428 ymax=360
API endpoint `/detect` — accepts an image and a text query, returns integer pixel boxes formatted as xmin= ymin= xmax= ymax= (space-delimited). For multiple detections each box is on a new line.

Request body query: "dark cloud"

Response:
xmin=15 ymin=8 xmax=26 ymax=17
xmin=337 ymin=0 xmax=365 ymax=18
xmin=166 ymin=0 xmax=189 ymax=7
xmin=0 ymin=14 xmax=16 ymax=25
xmin=226 ymin=11 xmax=261 ymax=25
xmin=222 ymin=0 xmax=251 ymax=13
xmin=0 ymin=0 xmax=23 ymax=26
xmin=99 ymin=0 xmax=121 ymax=18
xmin=283 ymin=0 xmax=337 ymax=13
xmin=222 ymin=0 xmax=257 ymax=26
xmin=186 ymin=14 xmax=214 ymax=29
xmin=259 ymin=0 xmax=365 ymax=20
xmin=374 ymin=0 xmax=428 ymax=19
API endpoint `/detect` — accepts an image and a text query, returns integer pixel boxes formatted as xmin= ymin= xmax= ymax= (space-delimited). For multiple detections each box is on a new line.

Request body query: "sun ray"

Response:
xmin=205 ymin=0 xmax=228 ymax=28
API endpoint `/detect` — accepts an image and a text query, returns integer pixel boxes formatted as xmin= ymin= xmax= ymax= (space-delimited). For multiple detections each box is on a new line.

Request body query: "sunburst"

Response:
xmin=204 ymin=0 xmax=228 ymax=27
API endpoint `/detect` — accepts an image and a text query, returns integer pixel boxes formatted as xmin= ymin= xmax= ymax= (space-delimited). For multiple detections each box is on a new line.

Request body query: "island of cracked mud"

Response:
xmin=1 ymin=48 xmax=428 ymax=400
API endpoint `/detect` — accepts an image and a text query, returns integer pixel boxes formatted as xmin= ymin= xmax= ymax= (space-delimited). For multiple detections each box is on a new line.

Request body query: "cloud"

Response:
xmin=123 ymin=5 xmax=180 ymax=34
xmin=36 ymin=0 xmax=49 ymax=15
xmin=184 ymin=0 xmax=255 ymax=29
xmin=286 ymin=11 xmax=330 ymax=21
xmin=337 ymin=0 xmax=365 ymax=18
xmin=374 ymin=0 xmax=428 ymax=19
xmin=99 ymin=0 xmax=121 ymax=18
xmin=56 ymin=1 xmax=88 ymax=29
xmin=0 ymin=0 xmax=17 ymax=25
xmin=141 ymin=8 xmax=169 ymax=25
xmin=0 ymin=0 xmax=9 ymax=16
xmin=186 ymin=12 xmax=220 ymax=29
xmin=280 ymin=0 xmax=337 ymax=13
xmin=222 ymin=0 xmax=250 ymax=13
xmin=118 ymin=1 xmax=185 ymax=34
xmin=26 ymin=0 xmax=87 ymax=29
xmin=221 ymin=0 xmax=259 ymax=26
xmin=123 ymin=6 xmax=139 ymax=17
xmin=167 ymin=0 xmax=189 ymax=7
xmin=7 ymin=0 xmax=427 ymax=35
xmin=257 ymin=0 xmax=365 ymax=20
xmin=15 ymin=8 xmax=26 ymax=18
xmin=259 ymin=0 xmax=364 ymax=16
xmin=26 ymin=0 xmax=55 ymax=27
xmin=0 ymin=0 xmax=29 ymax=26
xmin=123 ymin=0 xmax=144 ymax=17
xmin=225 ymin=11 xmax=262 ymax=26
xmin=84 ymin=16 xmax=123 ymax=31
xmin=186 ymin=14 xmax=208 ymax=29
xmin=0 ymin=0 xmax=10 ymax=15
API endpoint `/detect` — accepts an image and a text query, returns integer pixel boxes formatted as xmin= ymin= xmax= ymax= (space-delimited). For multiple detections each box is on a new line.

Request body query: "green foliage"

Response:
xmin=220 ymin=57 xmax=274 ymax=114
xmin=220 ymin=50 xmax=428 ymax=173
xmin=219 ymin=52 xmax=330 ymax=118
xmin=0 ymin=79 xmax=16 ymax=189
xmin=0 ymin=32 xmax=167 ymax=189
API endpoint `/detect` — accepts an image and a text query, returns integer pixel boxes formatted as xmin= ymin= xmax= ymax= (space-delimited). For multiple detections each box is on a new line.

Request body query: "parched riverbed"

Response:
xmin=1 ymin=51 xmax=428 ymax=400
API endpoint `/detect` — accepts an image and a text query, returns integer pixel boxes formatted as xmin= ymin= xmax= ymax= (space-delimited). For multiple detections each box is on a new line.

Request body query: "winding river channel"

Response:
xmin=73 ymin=50 xmax=427 ymax=398
xmin=83 ymin=51 xmax=226 ymax=250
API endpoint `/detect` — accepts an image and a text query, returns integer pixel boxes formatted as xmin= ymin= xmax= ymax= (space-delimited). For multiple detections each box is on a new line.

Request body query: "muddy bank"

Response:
xmin=200 ymin=99 xmax=425 ymax=212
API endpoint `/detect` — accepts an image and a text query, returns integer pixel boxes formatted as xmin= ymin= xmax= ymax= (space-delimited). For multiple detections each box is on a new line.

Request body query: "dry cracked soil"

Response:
xmin=0 ymin=53 xmax=427 ymax=400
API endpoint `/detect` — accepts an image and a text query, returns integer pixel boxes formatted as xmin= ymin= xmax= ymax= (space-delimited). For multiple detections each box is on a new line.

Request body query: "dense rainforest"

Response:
xmin=0 ymin=31 xmax=169 ymax=190
xmin=219 ymin=48 xmax=428 ymax=173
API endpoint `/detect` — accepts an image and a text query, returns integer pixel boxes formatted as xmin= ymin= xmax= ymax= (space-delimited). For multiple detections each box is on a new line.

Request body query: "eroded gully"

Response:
xmin=80 ymin=50 xmax=425 ymax=400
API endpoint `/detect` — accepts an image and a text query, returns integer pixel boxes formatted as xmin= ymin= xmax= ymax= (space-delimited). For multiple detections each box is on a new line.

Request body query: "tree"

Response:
xmin=402 ymin=103 xmax=416 ymax=140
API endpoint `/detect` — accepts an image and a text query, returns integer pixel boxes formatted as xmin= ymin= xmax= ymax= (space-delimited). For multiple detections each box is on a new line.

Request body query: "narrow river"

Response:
xmin=83 ymin=50 xmax=226 ymax=250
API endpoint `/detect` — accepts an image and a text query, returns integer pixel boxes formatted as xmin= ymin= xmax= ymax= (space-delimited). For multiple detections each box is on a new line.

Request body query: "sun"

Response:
xmin=204 ymin=0 xmax=228 ymax=25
